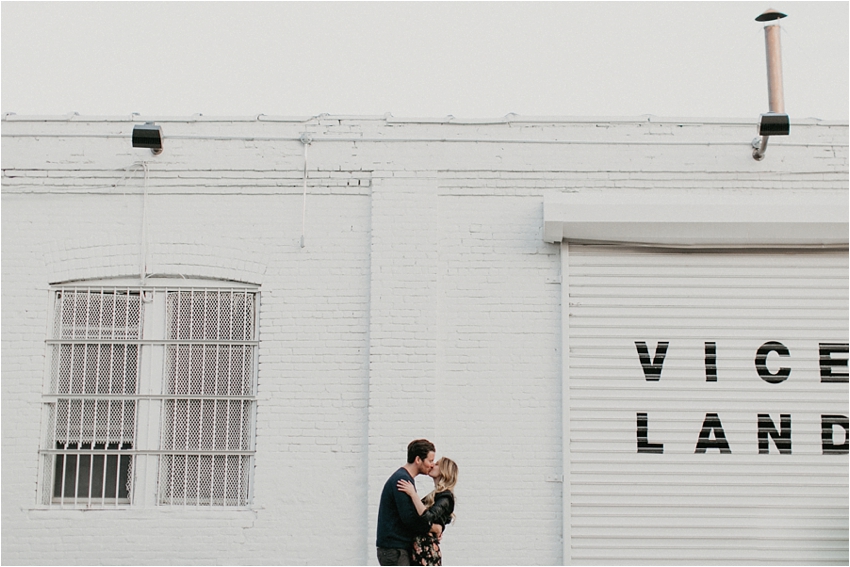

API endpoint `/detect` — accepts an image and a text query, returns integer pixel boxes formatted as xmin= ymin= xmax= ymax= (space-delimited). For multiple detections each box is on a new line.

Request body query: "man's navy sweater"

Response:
xmin=376 ymin=467 xmax=431 ymax=549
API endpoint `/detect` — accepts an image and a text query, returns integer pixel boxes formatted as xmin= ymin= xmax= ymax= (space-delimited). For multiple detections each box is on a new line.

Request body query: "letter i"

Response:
xmin=705 ymin=342 xmax=717 ymax=382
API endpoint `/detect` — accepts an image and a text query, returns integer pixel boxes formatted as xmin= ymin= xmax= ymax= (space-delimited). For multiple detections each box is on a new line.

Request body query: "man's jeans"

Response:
xmin=377 ymin=547 xmax=411 ymax=566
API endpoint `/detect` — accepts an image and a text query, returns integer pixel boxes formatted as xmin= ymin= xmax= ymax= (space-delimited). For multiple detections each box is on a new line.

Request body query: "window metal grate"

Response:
xmin=165 ymin=345 xmax=253 ymax=396
xmin=158 ymin=454 xmax=251 ymax=507
xmin=41 ymin=285 xmax=257 ymax=509
xmin=160 ymin=399 xmax=252 ymax=451
xmin=166 ymin=290 xmax=254 ymax=341
xmin=52 ymin=442 xmax=133 ymax=503
xmin=158 ymin=290 xmax=256 ymax=507
xmin=43 ymin=288 xmax=141 ymax=507
xmin=55 ymin=288 xmax=143 ymax=340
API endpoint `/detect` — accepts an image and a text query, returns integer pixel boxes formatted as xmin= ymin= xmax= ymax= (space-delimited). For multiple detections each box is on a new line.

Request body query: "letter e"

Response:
xmin=820 ymin=343 xmax=849 ymax=383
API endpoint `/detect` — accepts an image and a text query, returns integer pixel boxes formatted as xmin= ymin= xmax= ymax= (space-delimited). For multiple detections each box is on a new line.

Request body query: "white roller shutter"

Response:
xmin=564 ymin=244 xmax=848 ymax=565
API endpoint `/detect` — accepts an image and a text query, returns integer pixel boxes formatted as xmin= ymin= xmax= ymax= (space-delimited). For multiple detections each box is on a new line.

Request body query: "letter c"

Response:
xmin=755 ymin=341 xmax=791 ymax=384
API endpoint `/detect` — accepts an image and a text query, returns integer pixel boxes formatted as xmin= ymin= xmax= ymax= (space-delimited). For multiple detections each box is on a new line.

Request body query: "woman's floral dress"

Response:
xmin=411 ymin=533 xmax=442 ymax=566
xmin=410 ymin=490 xmax=454 ymax=566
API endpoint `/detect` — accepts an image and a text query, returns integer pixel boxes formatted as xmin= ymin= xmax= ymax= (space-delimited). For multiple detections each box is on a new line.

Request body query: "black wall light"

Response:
xmin=132 ymin=122 xmax=163 ymax=155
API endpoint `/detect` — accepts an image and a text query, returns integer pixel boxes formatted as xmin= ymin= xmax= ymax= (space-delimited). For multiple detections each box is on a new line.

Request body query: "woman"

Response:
xmin=397 ymin=457 xmax=458 ymax=566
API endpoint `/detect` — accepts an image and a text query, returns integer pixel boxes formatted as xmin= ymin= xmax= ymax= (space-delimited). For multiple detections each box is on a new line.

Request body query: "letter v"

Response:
xmin=635 ymin=341 xmax=669 ymax=381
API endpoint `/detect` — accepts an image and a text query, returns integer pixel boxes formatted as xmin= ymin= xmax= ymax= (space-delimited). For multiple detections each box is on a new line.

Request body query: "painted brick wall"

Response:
xmin=2 ymin=115 xmax=847 ymax=565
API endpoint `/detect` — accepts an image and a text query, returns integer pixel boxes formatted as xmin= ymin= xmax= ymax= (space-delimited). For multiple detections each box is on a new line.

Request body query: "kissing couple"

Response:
xmin=376 ymin=439 xmax=459 ymax=566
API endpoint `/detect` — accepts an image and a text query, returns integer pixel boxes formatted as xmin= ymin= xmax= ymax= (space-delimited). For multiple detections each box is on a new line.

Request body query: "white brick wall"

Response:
xmin=2 ymin=115 xmax=847 ymax=565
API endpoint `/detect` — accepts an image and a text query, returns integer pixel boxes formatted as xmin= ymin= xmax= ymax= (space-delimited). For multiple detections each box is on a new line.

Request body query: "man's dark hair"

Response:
xmin=407 ymin=439 xmax=435 ymax=464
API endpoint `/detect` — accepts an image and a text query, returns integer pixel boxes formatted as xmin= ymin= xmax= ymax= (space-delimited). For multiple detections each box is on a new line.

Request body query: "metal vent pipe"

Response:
xmin=760 ymin=9 xmax=786 ymax=113
xmin=753 ymin=9 xmax=789 ymax=160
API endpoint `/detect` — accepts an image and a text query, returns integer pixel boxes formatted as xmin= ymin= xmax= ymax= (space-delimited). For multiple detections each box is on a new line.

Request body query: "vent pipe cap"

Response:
xmin=756 ymin=9 xmax=787 ymax=22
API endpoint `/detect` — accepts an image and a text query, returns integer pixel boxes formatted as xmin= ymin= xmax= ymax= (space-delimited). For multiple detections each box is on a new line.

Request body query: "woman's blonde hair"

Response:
xmin=423 ymin=457 xmax=458 ymax=522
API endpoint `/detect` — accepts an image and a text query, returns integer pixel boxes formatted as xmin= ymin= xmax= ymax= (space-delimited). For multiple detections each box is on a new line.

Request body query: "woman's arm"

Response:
xmin=396 ymin=479 xmax=427 ymax=516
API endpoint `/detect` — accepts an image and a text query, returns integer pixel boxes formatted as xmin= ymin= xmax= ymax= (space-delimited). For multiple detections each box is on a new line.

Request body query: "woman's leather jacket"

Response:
xmin=421 ymin=490 xmax=455 ymax=527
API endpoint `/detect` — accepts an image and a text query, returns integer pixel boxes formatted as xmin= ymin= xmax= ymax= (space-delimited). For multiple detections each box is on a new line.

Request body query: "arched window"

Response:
xmin=41 ymin=278 xmax=259 ymax=508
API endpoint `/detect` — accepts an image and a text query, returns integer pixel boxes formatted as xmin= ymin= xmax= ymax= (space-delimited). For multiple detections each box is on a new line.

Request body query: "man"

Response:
xmin=376 ymin=439 xmax=442 ymax=566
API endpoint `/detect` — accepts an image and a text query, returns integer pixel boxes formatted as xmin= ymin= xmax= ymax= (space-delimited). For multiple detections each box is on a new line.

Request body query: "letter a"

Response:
xmin=695 ymin=413 xmax=731 ymax=454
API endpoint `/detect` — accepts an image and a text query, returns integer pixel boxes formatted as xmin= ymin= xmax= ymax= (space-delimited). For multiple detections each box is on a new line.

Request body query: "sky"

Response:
xmin=1 ymin=1 xmax=848 ymax=120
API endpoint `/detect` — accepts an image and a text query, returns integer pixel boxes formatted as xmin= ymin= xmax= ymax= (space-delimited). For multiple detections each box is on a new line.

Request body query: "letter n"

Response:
xmin=822 ymin=415 xmax=849 ymax=455
xmin=695 ymin=413 xmax=731 ymax=454
xmin=758 ymin=414 xmax=791 ymax=454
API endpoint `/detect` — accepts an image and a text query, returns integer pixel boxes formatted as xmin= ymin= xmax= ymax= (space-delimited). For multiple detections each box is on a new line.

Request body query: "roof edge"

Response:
xmin=2 ymin=112 xmax=847 ymax=127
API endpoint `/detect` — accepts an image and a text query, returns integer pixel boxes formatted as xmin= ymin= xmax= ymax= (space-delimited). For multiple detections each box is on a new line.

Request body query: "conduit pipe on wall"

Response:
xmin=300 ymin=133 xmax=312 ymax=248
xmin=139 ymin=161 xmax=150 ymax=283
xmin=3 ymin=132 xmax=846 ymax=148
